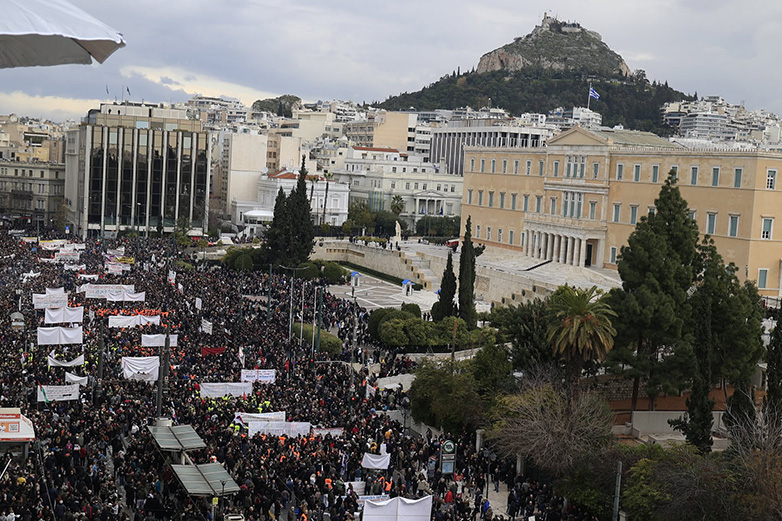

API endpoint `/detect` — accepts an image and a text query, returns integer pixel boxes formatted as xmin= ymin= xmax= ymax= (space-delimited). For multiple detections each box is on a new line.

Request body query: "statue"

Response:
xmin=394 ymin=220 xmax=402 ymax=243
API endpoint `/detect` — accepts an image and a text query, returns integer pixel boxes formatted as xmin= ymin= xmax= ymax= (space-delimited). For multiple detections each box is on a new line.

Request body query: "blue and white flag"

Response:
xmin=589 ymin=87 xmax=600 ymax=100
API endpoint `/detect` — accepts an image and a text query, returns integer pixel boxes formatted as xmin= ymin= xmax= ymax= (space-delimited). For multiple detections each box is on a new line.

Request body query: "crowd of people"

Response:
xmin=0 ymin=228 xmax=594 ymax=521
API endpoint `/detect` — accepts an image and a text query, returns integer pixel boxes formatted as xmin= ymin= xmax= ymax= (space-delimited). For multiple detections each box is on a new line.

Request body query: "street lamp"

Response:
xmin=220 ymin=479 xmax=226 ymax=520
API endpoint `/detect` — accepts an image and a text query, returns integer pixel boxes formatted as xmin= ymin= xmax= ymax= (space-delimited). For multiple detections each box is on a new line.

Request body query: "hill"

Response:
xmin=379 ymin=15 xmax=694 ymax=133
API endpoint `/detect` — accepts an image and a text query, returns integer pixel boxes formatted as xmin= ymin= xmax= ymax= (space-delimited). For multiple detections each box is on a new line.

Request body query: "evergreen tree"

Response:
xmin=285 ymin=156 xmax=315 ymax=265
xmin=606 ymin=171 xmax=699 ymax=410
xmin=767 ymin=308 xmax=782 ymax=425
xmin=264 ymin=187 xmax=291 ymax=265
xmin=432 ymin=251 xmax=457 ymax=321
xmin=458 ymin=216 xmax=477 ymax=329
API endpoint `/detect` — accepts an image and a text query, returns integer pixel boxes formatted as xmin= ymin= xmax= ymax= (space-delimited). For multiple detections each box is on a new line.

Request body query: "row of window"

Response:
xmin=467 ymin=189 xmax=600 ymax=219
xmin=469 ymin=157 xmax=759 ymax=189
xmin=474 ymin=224 xmax=517 ymax=246
xmin=387 ymin=181 xmax=456 ymax=193
xmin=0 ymin=167 xmax=55 ymax=179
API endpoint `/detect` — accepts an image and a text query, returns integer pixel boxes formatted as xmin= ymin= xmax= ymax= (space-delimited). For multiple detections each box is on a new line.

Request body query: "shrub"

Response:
xmin=401 ymin=303 xmax=422 ymax=319
xmin=322 ymin=262 xmax=346 ymax=284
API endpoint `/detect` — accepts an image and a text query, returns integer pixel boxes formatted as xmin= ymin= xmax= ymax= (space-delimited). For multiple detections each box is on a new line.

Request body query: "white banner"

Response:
xmin=40 ymin=239 xmax=68 ymax=250
xmin=105 ymin=262 xmax=124 ymax=275
xmin=44 ymin=307 xmax=84 ymax=324
xmin=121 ymin=356 xmax=160 ymax=382
xmin=361 ymin=453 xmax=391 ymax=470
xmin=347 ymin=481 xmax=366 ymax=496
xmin=240 ymin=369 xmax=276 ymax=384
xmin=364 ymin=496 xmax=432 ymax=521
xmin=199 ymin=382 xmax=252 ymax=399
xmin=45 ymin=287 xmax=65 ymax=295
xmin=47 ymin=352 xmax=85 ymax=367
xmin=37 ymin=384 xmax=80 ymax=402
xmin=32 ymin=293 xmax=68 ymax=309
xmin=81 ymin=284 xmax=135 ymax=298
xmin=201 ymin=319 xmax=212 ymax=335
xmin=195 ymin=297 xmax=202 ymax=310
xmin=106 ymin=290 xmax=146 ymax=302
xmin=77 ymin=274 xmax=99 ymax=280
xmin=108 ymin=315 xmax=161 ymax=328
xmin=168 ymin=270 xmax=176 ymax=284
xmin=141 ymin=334 xmax=178 ymax=347
xmin=233 ymin=411 xmax=286 ymax=426
xmin=247 ymin=421 xmax=311 ymax=438
xmin=107 ymin=247 xmax=126 ymax=257
xmin=37 ymin=326 xmax=83 ymax=345
xmin=64 ymin=264 xmax=87 ymax=271
xmin=312 ymin=428 xmax=345 ymax=438
xmin=65 ymin=372 xmax=89 ymax=386
xmin=54 ymin=251 xmax=80 ymax=263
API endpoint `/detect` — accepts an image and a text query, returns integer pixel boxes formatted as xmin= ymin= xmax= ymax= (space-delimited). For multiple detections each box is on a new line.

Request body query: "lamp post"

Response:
xmin=220 ymin=479 xmax=226 ymax=520
xmin=155 ymin=331 xmax=171 ymax=421
xmin=278 ymin=265 xmax=307 ymax=345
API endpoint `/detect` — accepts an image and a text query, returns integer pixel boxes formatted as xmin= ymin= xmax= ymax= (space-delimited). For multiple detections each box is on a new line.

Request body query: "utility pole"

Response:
xmin=266 ymin=264 xmax=273 ymax=322
xmin=612 ymin=460 xmax=622 ymax=521
xmin=316 ymin=284 xmax=322 ymax=353
xmin=156 ymin=332 xmax=170 ymax=420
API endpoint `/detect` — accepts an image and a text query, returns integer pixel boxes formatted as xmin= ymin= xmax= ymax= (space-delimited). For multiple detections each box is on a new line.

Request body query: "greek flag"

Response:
xmin=589 ymin=87 xmax=600 ymax=100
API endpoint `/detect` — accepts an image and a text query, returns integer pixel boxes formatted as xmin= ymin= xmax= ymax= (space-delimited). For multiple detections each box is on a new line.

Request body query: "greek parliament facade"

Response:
xmin=463 ymin=126 xmax=782 ymax=297
xmin=65 ymin=103 xmax=210 ymax=238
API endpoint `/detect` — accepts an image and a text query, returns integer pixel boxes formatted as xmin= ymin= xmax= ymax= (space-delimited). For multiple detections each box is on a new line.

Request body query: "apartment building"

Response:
xmin=0 ymin=160 xmax=65 ymax=228
xmin=463 ymin=126 xmax=782 ymax=296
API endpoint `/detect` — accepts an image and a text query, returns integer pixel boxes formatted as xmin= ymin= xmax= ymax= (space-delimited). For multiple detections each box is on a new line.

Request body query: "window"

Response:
xmin=610 ymin=247 xmax=617 ymax=264
xmin=707 ymin=213 xmax=717 ymax=235
xmin=491 ymin=159 xmax=496 ymax=173
xmin=523 ymin=194 xmax=529 ymax=212
xmin=405 ymin=182 xmax=410 ymax=190
xmin=634 ymin=164 xmax=641 ymax=182
xmin=712 ymin=167 xmax=720 ymax=187
xmin=502 ymin=159 xmax=507 ymax=174
xmin=476 ymin=225 xmax=481 ymax=238
xmin=467 ymin=190 xmax=473 ymax=205
xmin=630 ymin=205 xmax=638 ymax=225
xmin=566 ymin=158 xmax=572 ymax=178
xmin=652 ymin=164 xmax=659 ymax=183
xmin=616 ymin=164 xmax=624 ymax=181
xmin=509 ymin=230 xmax=514 ymax=245
xmin=580 ymin=156 xmax=586 ymax=178
xmin=514 ymin=160 xmax=519 ymax=174
xmin=613 ymin=203 xmax=621 ymax=223
xmin=593 ymin=162 xmax=599 ymax=179
xmin=729 ymin=215 xmax=739 ymax=237
xmin=553 ymin=161 xmax=559 ymax=177
xmin=535 ymin=196 xmax=542 ymax=213
xmin=391 ymin=182 xmax=396 ymax=189
xmin=589 ymin=201 xmax=597 ymax=220
xmin=488 ymin=191 xmax=494 ymax=207
xmin=511 ymin=193 xmax=517 ymax=210
xmin=486 ymin=227 xmax=492 ymax=241
xmin=734 ymin=168 xmax=743 ymax=188
xmin=498 ymin=229 xmax=503 ymax=243
xmin=549 ymin=197 xmax=557 ymax=215
xmin=690 ymin=166 xmax=698 ymax=185
xmin=671 ymin=165 xmax=678 ymax=182
xmin=521 ymin=233 xmax=525 ymax=247
xmin=470 ymin=158 xmax=475 ymax=172
xmin=539 ymin=161 xmax=544 ymax=176
xmin=648 ymin=206 xmax=656 ymax=216
xmin=526 ymin=160 xmax=532 ymax=175
xmin=478 ymin=190 xmax=484 ymax=206
xmin=689 ymin=210 xmax=696 ymax=221
xmin=436 ymin=184 xmax=441 ymax=191
xmin=767 ymin=170 xmax=776 ymax=190
xmin=499 ymin=192 xmax=505 ymax=209
xmin=480 ymin=159 xmax=485 ymax=173
xmin=758 ymin=269 xmax=768 ymax=289
xmin=762 ymin=218 xmax=774 ymax=239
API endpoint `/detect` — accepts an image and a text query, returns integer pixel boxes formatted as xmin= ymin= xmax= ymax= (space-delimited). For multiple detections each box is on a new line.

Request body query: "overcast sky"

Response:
xmin=4 ymin=0 xmax=782 ymax=123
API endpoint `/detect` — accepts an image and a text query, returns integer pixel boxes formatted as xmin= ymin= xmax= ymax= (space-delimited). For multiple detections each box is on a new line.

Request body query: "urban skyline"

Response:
xmin=2 ymin=0 xmax=782 ymax=121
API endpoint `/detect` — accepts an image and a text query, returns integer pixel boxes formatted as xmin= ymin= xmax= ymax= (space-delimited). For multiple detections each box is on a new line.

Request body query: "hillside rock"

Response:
xmin=476 ymin=14 xmax=632 ymax=78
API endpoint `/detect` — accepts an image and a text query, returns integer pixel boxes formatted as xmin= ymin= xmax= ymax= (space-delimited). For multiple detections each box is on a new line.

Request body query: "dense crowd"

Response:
xmin=0 ymin=229 xmax=594 ymax=521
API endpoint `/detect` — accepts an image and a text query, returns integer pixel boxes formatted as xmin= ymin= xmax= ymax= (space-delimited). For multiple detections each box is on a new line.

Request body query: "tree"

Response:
xmin=390 ymin=195 xmax=405 ymax=215
xmin=607 ymin=171 xmax=699 ymax=410
xmin=285 ymin=156 xmax=315 ymax=265
xmin=321 ymin=173 xmax=333 ymax=225
xmin=431 ymin=252 xmax=456 ymax=321
xmin=767 ymin=309 xmax=782 ymax=422
xmin=458 ymin=216 xmax=477 ymax=329
xmin=546 ymin=285 xmax=616 ymax=394
xmin=415 ymin=216 xmax=461 ymax=237
xmin=175 ymin=215 xmax=192 ymax=247
xmin=409 ymin=358 xmax=482 ymax=434
xmin=348 ymin=200 xmax=374 ymax=233
xmin=470 ymin=343 xmax=513 ymax=401
xmin=489 ymin=298 xmax=555 ymax=371
xmin=263 ymin=187 xmax=291 ymax=264
xmin=489 ymin=369 xmax=614 ymax=478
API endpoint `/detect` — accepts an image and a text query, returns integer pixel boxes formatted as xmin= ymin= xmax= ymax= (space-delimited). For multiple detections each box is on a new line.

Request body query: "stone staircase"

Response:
xmin=399 ymin=251 xmax=440 ymax=291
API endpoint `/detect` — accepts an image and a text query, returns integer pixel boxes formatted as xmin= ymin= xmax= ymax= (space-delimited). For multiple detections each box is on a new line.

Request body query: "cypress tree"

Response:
xmin=264 ymin=187 xmax=290 ymax=265
xmin=286 ymin=156 xmax=315 ymax=265
xmin=432 ymin=251 xmax=456 ymax=321
xmin=458 ymin=216 xmax=477 ymax=329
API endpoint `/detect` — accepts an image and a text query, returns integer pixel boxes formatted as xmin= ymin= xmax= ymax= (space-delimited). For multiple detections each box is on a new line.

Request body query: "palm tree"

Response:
xmin=390 ymin=195 xmax=405 ymax=216
xmin=546 ymin=285 xmax=617 ymax=394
